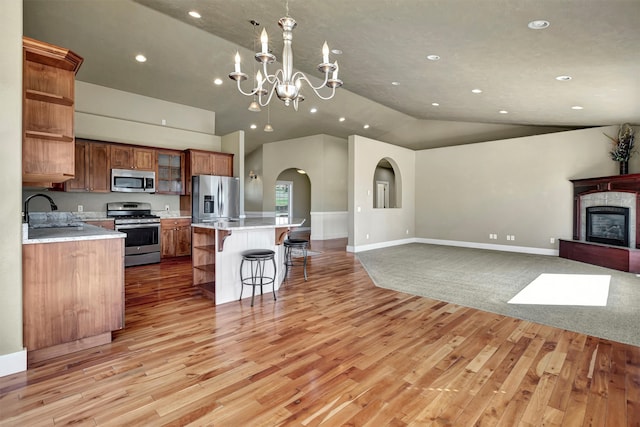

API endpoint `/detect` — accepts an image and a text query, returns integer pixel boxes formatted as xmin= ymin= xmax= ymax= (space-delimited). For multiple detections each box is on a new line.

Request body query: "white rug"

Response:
xmin=508 ymin=273 xmax=611 ymax=306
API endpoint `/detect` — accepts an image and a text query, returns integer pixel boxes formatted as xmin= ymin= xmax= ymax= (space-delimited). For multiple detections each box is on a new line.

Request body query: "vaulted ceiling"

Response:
xmin=23 ymin=0 xmax=640 ymax=153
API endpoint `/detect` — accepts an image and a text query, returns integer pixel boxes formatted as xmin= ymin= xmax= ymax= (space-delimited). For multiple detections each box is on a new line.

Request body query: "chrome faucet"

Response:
xmin=23 ymin=193 xmax=58 ymax=223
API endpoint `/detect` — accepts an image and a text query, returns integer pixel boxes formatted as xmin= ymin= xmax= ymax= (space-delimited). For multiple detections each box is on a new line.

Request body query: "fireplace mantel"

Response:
xmin=560 ymin=173 xmax=640 ymax=273
xmin=570 ymin=173 xmax=640 ymax=246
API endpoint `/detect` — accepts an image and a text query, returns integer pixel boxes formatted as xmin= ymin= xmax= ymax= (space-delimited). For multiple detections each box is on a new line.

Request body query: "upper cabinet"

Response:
xmin=64 ymin=139 xmax=111 ymax=192
xmin=156 ymin=149 xmax=185 ymax=195
xmin=110 ymin=145 xmax=156 ymax=171
xmin=184 ymin=149 xmax=234 ymax=195
xmin=22 ymin=37 xmax=83 ymax=186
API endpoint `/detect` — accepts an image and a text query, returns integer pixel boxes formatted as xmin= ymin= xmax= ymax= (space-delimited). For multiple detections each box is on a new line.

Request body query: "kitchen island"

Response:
xmin=22 ymin=223 xmax=125 ymax=365
xmin=192 ymin=218 xmax=305 ymax=305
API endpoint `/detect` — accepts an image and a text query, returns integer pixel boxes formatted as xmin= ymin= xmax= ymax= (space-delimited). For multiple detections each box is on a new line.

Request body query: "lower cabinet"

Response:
xmin=22 ymin=237 xmax=124 ymax=365
xmin=161 ymin=218 xmax=192 ymax=258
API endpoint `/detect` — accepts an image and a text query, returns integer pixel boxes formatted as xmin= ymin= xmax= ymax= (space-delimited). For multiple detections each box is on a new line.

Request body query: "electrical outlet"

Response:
xmin=366 ymin=233 xmax=370 ymax=239
xmin=77 ymin=205 xmax=83 ymax=212
xmin=165 ymin=204 xmax=170 ymax=211
xmin=550 ymin=237 xmax=555 ymax=244
xmin=406 ymin=229 xmax=409 ymax=235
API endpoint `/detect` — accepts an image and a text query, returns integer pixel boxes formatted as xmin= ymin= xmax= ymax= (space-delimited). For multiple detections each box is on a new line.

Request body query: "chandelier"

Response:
xmin=228 ymin=3 xmax=343 ymax=111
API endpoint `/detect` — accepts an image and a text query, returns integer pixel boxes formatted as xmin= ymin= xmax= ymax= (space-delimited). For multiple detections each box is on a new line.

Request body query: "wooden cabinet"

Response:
xmin=156 ymin=150 xmax=185 ymax=194
xmin=64 ymin=139 xmax=111 ymax=192
xmin=192 ymin=227 xmax=216 ymax=300
xmin=184 ymin=149 xmax=234 ymax=195
xmin=110 ymin=145 xmax=156 ymax=171
xmin=23 ymin=237 xmax=124 ymax=364
xmin=22 ymin=37 xmax=83 ymax=186
xmin=161 ymin=218 xmax=192 ymax=258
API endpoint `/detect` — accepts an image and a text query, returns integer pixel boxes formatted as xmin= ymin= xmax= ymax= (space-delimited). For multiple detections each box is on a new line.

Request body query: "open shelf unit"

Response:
xmin=192 ymin=227 xmax=216 ymax=301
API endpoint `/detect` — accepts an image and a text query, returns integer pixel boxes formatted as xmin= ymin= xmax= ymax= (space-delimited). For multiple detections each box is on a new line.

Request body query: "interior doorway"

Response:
xmin=275 ymin=181 xmax=293 ymax=221
xmin=376 ymin=181 xmax=389 ymax=208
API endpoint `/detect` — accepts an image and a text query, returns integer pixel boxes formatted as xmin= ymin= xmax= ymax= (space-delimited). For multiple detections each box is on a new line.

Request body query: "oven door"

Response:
xmin=115 ymin=223 xmax=161 ymax=255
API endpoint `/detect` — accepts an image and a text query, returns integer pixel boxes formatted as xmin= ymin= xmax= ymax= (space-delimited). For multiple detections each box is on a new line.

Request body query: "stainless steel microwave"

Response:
xmin=111 ymin=169 xmax=156 ymax=193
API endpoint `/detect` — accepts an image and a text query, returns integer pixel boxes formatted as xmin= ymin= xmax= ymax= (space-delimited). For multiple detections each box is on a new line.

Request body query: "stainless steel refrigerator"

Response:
xmin=192 ymin=175 xmax=240 ymax=223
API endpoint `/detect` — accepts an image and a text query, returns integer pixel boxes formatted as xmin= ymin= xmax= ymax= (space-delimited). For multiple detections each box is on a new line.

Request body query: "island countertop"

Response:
xmin=192 ymin=217 xmax=305 ymax=231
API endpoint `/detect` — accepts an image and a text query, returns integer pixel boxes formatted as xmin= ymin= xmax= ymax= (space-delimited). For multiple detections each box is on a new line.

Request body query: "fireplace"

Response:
xmin=560 ymin=173 xmax=640 ymax=274
xmin=585 ymin=206 xmax=629 ymax=247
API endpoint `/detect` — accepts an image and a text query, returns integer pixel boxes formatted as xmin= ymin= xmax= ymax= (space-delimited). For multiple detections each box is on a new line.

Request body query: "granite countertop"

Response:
xmin=192 ymin=217 xmax=306 ymax=231
xmin=23 ymin=223 xmax=125 ymax=244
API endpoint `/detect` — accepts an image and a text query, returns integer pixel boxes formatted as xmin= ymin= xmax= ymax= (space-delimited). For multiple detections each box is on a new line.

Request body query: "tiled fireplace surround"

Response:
xmin=579 ymin=192 xmax=636 ymax=248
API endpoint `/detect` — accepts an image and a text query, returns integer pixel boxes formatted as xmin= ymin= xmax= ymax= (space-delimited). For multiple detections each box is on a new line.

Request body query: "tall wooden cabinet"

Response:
xmin=22 ymin=37 xmax=83 ymax=186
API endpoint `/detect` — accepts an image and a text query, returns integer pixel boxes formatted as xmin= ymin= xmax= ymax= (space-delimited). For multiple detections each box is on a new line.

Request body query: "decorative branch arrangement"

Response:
xmin=605 ymin=123 xmax=636 ymax=162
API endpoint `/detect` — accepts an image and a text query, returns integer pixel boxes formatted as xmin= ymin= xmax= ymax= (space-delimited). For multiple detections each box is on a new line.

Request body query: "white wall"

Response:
xmin=414 ymin=126 xmax=624 ymax=253
xmin=0 ymin=0 xmax=26 ymax=376
xmin=348 ymin=135 xmax=416 ymax=251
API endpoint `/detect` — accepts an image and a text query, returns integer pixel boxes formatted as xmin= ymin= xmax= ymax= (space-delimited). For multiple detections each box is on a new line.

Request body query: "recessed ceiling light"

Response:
xmin=499 ymin=110 xmax=508 ymax=114
xmin=339 ymin=117 xmax=346 ymax=122
xmin=250 ymin=124 xmax=257 ymax=129
xmin=571 ymin=105 xmax=584 ymax=110
xmin=310 ymin=107 xmax=318 ymax=113
xmin=188 ymin=11 xmax=201 ymax=18
xmin=391 ymin=81 xmax=400 ymax=86
xmin=556 ymin=75 xmax=572 ymax=81
xmin=426 ymin=55 xmax=440 ymax=61
xmin=331 ymin=49 xmax=343 ymax=55
xmin=297 ymin=169 xmax=306 ymax=174
xmin=471 ymin=89 xmax=482 ymax=94
xmin=213 ymin=78 xmax=223 ymax=85
xmin=363 ymin=124 xmax=370 ymax=129
xmin=528 ymin=20 xmax=550 ymax=30
xmin=135 ymin=54 xmax=147 ymax=63
xmin=431 ymin=102 xmax=440 ymax=107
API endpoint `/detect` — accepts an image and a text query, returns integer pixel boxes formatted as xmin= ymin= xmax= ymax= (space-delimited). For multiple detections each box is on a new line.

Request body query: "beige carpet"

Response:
xmin=357 ymin=243 xmax=640 ymax=347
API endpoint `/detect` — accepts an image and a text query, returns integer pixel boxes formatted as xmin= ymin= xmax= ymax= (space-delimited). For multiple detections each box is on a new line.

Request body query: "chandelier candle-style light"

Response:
xmin=228 ymin=4 xmax=343 ymax=111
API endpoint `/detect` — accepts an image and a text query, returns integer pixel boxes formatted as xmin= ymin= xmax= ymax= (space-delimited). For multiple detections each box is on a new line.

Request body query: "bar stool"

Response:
xmin=239 ymin=249 xmax=277 ymax=307
xmin=283 ymin=238 xmax=309 ymax=281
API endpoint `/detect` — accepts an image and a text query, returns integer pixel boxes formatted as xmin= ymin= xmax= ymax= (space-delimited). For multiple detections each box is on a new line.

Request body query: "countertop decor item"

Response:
xmin=605 ymin=123 xmax=636 ymax=174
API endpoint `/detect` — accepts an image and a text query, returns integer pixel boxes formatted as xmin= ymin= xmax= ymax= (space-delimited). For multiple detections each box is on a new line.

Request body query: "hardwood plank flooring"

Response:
xmin=2 ymin=238 xmax=640 ymax=426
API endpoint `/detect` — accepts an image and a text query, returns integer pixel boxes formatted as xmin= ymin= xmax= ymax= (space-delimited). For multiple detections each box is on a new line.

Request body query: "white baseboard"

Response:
xmin=0 ymin=348 xmax=27 ymax=377
xmin=348 ymin=237 xmax=559 ymax=256
xmin=347 ymin=238 xmax=417 ymax=253
xmin=416 ymin=238 xmax=559 ymax=256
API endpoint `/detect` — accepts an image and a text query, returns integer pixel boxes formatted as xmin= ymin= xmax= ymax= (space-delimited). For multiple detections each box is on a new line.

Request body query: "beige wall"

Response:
xmin=75 ymin=81 xmax=221 ymax=151
xmin=414 ymin=126 xmax=623 ymax=251
xmin=0 ymin=0 xmax=25 ymax=371
xmin=244 ymin=146 xmax=264 ymax=214
xmin=348 ymin=135 xmax=416 ymax=249
xmin=262 ymin=134 xmax=348 ymax=213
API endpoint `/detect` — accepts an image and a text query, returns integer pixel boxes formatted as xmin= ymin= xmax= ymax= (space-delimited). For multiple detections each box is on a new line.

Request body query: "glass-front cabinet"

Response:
xmin=156 ymin=150 xmax=185 ymax=195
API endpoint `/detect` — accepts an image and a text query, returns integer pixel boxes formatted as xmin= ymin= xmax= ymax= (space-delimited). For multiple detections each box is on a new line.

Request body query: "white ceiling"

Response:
xmin=23 ymin=0 xmax=640 ymax=153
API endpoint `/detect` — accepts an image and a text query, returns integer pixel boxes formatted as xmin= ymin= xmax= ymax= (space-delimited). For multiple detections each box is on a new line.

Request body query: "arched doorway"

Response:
xmin=276 ymin=168 xmax=311 ymax=232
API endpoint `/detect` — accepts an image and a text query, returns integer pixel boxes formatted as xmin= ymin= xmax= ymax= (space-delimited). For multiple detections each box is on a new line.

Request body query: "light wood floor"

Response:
xmin=2 ymin=238 xmax=640 ymax=426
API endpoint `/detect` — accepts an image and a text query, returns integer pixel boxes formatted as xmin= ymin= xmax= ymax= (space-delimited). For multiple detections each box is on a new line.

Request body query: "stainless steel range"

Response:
xmin=107 ymin=202 xmax=161 ymax=267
